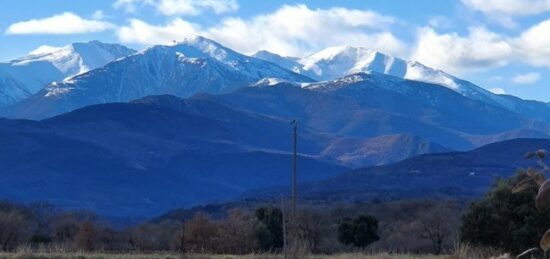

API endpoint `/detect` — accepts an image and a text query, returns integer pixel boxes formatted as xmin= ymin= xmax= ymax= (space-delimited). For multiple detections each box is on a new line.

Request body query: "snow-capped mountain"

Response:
xmin=254 ymin=46 xmax=550 ymax=122
xmin=254 ymin=46 xmax=493 ymax=98
xmin=5 ymin=36 xmax=313 ymax=119
xmin=0 ymin=41 xmax=136 ymax=106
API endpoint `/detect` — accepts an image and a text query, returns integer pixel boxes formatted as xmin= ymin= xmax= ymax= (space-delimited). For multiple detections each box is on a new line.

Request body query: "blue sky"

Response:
xmin=0 ymin=0 xmax=549 ymax=101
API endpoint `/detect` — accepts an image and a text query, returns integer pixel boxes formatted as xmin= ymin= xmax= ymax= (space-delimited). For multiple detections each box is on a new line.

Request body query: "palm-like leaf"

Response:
xmin=536 ymin=180 xmax=550 ymax=213
xmin=512 ymin=171 xmax=545 ymax=193
xmin=541 ymin=228 xmax=550 ymax=252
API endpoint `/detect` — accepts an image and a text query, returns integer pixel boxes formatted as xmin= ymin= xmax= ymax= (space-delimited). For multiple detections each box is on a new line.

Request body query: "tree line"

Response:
xmin=3 ymin=170 xmax=549 ymax=255
xmin=0 ymin=198 xmax=462 ymax=254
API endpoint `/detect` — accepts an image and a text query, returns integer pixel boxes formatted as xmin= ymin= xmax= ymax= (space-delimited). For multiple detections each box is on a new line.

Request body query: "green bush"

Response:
xmin=337 ymin=214 xmax=379 ymax=248
xmin=253 ymin=207 xmax=283 ymax=252
xmin=460 ymin=171 xmax=550 ymax=254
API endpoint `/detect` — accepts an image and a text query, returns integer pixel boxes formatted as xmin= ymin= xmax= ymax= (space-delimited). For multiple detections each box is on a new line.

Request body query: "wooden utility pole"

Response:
xmin=291 ymin=120 xmax=297 ymax=214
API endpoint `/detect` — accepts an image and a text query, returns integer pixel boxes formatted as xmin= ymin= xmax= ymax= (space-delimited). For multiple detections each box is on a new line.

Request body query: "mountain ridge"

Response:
xmin=210 ymin=73 xmax=550 ymax=150
xmin=0 ymin=41 xmax=136 ymax=106
xmin=253 ymin=47 xmax=550 ymax=122
xmin=3 ymin=36 xmax=313 ymax=120
xmin=247 ymin=138 xmax=550 ymax=202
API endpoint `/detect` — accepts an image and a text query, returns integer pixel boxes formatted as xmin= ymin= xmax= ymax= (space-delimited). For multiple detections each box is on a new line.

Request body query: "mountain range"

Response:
xmin=3 ymin=36 xmax=550 ymax=124
xmin=253 ymin=46 xmax=550 ymax=123
xmin=2 ymin=37 xmax=312 ymax=120
xmin=1 ymin=36 xmax=550 ymax=217
xmin=1 ymin=37 xmax=547 ymax=151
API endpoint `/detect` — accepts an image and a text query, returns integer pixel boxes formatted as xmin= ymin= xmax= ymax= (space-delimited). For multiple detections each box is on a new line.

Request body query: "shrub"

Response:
xmin=337 ymin=214 xmax=379 ymax=248
xmin=254 ymin=207 xmax=283 ymax=252
xmin=460 ymin=170 xmax=550 ymax=254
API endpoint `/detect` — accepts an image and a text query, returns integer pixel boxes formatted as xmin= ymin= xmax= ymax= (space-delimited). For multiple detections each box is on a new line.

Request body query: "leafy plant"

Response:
xmin=513 ymin=149 xmax=550 ymax=257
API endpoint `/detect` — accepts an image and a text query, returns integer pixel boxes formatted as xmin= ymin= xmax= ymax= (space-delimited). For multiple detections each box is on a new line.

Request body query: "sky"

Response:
xmin=0 ymin=0 xmax=549 ymax=101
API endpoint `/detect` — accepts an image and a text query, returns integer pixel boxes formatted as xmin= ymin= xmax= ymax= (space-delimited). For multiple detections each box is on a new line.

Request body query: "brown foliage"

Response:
xmin=184 ymin=213 xmax=218 ymax=253
xmin=216 ymin=208 xmax=257 ymax=254
xmin=75 ymin=221 xmax=96 ymax=251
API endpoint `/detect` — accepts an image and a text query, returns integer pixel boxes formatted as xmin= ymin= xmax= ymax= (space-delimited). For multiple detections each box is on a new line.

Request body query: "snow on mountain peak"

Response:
xmin=252 ymin=78 xmax=291 ymax=87
xmin=155 ymin=36 xmax=313 ymax=81
xmin=166 ymin=35 xmax=246 ymax=66
xmin=299 ymin=46 xmax=407 ymax=80
xmin=0 ymin=41 xmax=136 ymax=106
xmin=404 ymin=61 xmax=460 ymax=90
xmin=253 ymin=46 xmax=503 ymax=107
xmin=14 ymin=40 xmax=135 ymax=75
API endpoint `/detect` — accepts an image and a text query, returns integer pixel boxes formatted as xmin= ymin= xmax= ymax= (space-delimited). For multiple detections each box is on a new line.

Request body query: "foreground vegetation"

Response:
xmin=0 ymin=199 xmax=464 ymax=255
xmin=0 ymin=252 xmax=451 ymax=259
xmin=1 ymin=161 xmax=549 ymax=257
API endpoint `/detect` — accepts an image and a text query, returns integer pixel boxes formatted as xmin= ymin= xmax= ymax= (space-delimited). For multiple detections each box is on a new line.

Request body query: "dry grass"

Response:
xmin=0 ymin=243 xmax=507 ymax=259
xmin=0 ymin=252 xmax=450 ymax=259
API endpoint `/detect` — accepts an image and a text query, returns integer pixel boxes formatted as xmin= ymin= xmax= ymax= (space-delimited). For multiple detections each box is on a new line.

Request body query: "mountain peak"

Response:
xmin=14 ymin=40 xmax=135 ymax=75
xmin=180 ymin=35 xmax=219 ymax=45
xmin=253 ymin=50 xmax=280 ymax=57
xmin=298 ymin=45 xmax=406 ymax=81
xmin=252 ymin=45 xmax=507 ymax=109
xmin=0 ymin=41 xmax=136 ymax=107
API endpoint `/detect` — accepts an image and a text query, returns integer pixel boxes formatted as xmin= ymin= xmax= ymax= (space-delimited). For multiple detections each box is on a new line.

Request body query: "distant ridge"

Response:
xmin=248 ymin=138 xmax=550 ymax=202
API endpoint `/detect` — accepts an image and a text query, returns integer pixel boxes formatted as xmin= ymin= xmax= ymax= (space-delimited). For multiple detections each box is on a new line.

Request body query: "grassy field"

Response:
xmin=0 ymin=252 xmax=449 ymax=259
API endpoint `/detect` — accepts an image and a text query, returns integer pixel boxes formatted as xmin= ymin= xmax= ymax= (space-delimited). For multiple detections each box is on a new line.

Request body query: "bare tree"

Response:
xmin=51 ymin=214 xmax=80 ymax=246
xmin=0 ymin=210 xmax=26 ymax=251
xmin=217 ymin=208 xmax=256 ymax=254
xmin=295 ymin=209 xmax=326 ymax=253
xmin=417 ymin=203 xmax=458 ymax=255
xmin=184 ymin=212 xmax=218 ymax=253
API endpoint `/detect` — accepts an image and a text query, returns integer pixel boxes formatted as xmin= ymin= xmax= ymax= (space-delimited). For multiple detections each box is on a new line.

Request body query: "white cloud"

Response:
xmin=512 ymin=72 xmax=541 ymax=84
xmin=92 ymin=10 xmax=105 ymax=20
xmin=462 ymin=0 xmax=550 ymax=16
xmin=461 ymin=0 xmax=550 ymax=27
xmin=116 ymin=4 xmax=405 ymax=57
xmin=117 ymin=18 xmax=200 ymax=45
xmin=113 ymin=0 xmax=238 ymax=16
xmin=411 ymin=26 xmax=514 ymax=74
xmin=515 ymin=18 xmax=550 ymax=67
xmin=5 ymin=12 xmax=113 ymax=35
xmin=489 ymin=87 xmax=506 ymax=94
xmin=28 ymin=45 xmax=63 ymax=55
xmin=411 ymin=18 xmax=550 ymax=73
xmin=206 ymin=5 xmax=402 ymax=57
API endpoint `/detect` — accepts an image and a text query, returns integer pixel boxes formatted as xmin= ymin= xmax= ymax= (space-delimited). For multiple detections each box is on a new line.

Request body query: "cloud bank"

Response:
xmin=411 ymin=17 xmax=550 ymax=74
xmin=116 ymin=4 xmax=405 ymax=57
xmin=5 ymin=12 xmax=112 ymax=35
